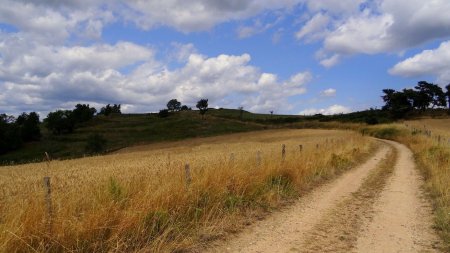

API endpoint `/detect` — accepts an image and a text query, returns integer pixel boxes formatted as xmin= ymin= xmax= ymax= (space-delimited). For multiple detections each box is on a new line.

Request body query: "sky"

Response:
xmin=1 ymin=0 xmax=450 ymax=117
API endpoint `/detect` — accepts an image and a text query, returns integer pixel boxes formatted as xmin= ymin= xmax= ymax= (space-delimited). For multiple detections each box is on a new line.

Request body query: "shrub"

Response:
xmin=85 ymin=133 xmax=107 ymax=154
xmin=158 ymin=109 xmax=169 ymax=118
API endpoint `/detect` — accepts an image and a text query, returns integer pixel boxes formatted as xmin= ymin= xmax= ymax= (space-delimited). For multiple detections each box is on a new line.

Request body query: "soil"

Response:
xmin=205 ymin=140 xmax=441 ymax=252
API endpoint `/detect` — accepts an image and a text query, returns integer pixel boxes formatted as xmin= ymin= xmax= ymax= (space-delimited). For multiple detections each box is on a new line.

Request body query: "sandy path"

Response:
xmin=355 ymin=140 xmax=440 ymax=252
xmin=206 ymin=144 xmax=391 ymax=252
xmin=206 ymin=140 xmax=441 ymax=253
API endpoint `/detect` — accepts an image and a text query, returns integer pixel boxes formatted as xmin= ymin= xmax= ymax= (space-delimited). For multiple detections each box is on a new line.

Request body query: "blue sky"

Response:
xmin=1 ymin=0 xmax=449 ymax=116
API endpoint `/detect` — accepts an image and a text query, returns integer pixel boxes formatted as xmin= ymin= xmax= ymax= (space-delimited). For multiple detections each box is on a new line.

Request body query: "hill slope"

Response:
xmin=0 ymin=110 xmax=266 ymax=164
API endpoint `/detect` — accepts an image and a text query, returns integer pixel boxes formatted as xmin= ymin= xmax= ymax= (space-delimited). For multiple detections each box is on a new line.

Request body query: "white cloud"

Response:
xmin=0 ymin=0 xmax=114 ymax=44
xmin=297 ymin=0 xmax=450 ymax=65
xmin=323 ymin=12 xmax=395 ymax=55
xmin=295 ymin=13 xmax=329 ymax=42
xmin=0 ymin=31 xmax=312 ymax=115
xmin=299 ymin=104 xmax=351 ymax=115
xmin=121 ymin=0 xmax=301 ymax=32
xmin=319 ymin=54 xmax=341 ymax=68
xmin=389 ymin=40 xmax=450 ymax=84
xmin=320 ymin=88 xmax=336 ymax=97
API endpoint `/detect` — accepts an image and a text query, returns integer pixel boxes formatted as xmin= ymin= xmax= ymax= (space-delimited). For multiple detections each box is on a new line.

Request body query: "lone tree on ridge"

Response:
xmin=196 ymin=99 xmax=208 ymax=119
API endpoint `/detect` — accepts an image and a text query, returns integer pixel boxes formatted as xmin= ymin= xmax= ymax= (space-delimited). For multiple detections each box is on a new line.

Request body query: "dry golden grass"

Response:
xmin=0 ymin=129 xmax=374 ymax=252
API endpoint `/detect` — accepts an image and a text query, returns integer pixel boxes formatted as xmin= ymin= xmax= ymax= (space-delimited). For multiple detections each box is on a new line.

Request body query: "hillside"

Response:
xmin=0 ymin=110 xmax=267 ymax=165
xmin=2 ymin=108 xmax=449 ymax=165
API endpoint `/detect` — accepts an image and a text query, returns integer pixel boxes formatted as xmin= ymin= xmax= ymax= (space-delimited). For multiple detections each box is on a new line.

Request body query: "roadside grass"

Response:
xmin=0 ymin=130 xmax=374 ymax=252
xmin=364 ymin=123 xmax=450 ymax=251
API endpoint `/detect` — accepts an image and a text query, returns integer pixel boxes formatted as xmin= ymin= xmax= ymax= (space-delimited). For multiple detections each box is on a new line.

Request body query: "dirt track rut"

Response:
xmin=206 ymin=140 xmax=441 ymax=252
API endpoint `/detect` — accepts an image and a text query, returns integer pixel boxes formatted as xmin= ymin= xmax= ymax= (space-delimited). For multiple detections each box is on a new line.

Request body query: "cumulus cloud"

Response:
xmin=320 ymin=88 xmax=336 ymax=97
xmin=389 ymin=40 xmax=450 ymax=84
xmin=299 ymin=104 xmax=350 ymax=115
xmin=0 ymin=31 xmax=312 ymax=115
xmin=297 ymin=0 xmax=450 ymax=66
xmin=119 ymin=0 xmax=301 ymax=32
xmin=295 ymin=13 xmax=330 ymax=42
xmin=319 ymin=54 xmax=341 ymax=68
xmin=0 ymin=0 xmax=114 ymax=44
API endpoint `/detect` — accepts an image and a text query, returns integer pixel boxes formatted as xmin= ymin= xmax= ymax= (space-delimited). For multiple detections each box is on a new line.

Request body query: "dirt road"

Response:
xmin=206 ymin=140 xmax=441 ymax=252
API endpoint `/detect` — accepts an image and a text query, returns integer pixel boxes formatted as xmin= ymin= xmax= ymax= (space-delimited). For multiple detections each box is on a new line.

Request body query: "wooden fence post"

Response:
xmin=299 ymin=144 xmax=303 ymax=152
xmin=229 ymin=153 xmax=235 ymax=164
xmin=184 ymin=163 xmax=192 ymax=187
xmin=256 ymin=151 xmax=262 ymax=166
xmin=281 ymin=144 xmax=286 ymax=161
xmin=43 ymin=176 xmax=53 ymax=233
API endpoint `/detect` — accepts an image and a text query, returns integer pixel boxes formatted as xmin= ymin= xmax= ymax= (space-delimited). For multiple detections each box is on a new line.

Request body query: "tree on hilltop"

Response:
xmin=167 ymin=99 xmax=181 ymax=112
xmin=72 ymin=104 xmax=97 ymax=123
xmin=45 ymin=110 xmax=75 ymax=134
xmin=196 ymin=99 xmax=208 ymax=119
xmin=99 ymin=104 xmax=121 ymax=116
xmin=446 ymin=84 xmax=450 ymax=109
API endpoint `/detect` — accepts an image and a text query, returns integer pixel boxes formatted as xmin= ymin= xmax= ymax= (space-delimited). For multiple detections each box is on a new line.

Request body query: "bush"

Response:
xmin=158 ymin=109 xmax=169 ymax=118
xmin=365 ymin=116 xmax=379 ymax=125
xmin=85 ymin=133 xmax=107 ymax=154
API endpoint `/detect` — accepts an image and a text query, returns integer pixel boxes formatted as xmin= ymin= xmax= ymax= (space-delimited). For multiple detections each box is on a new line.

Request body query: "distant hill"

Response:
xmin=1 ymin=108 xmax=448 ymax=165
xmin=0 ymin=110 xmax=267 ymax=165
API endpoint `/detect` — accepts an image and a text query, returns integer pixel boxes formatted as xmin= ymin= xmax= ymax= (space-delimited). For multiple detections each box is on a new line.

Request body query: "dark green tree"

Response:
xmin=166 ymin=99 xmax=181 ymax=112
xmin=45 ymin=110 xmax=75 ymax=134
xmin=0 ymin=114 xmax=22 ymax=154
xmin=99 ymin=104 xmax=121 ymax=116
xmin=446 ymin=84 xmax=450 ymax=109
xmin=16 ymin=112 xmax=41 ymax=141
xmin=196 ymin=99 xmax=208 ymax=119
xmin=415 ymin=81 xmax=447 ymax=109
xmin=158 ymin=109 xmax=169 ymax=118
xmin=72 ymin=104 xmax=97 ymax=123
xmin=180 ymin=105 xmax=191 ymax=111
xmin=381 ymin=89 xmax=412 ymax=118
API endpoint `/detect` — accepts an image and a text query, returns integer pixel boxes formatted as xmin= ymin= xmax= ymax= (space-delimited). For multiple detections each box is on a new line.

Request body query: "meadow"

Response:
xmin=0 ymin=129 xmax=374 ymax=252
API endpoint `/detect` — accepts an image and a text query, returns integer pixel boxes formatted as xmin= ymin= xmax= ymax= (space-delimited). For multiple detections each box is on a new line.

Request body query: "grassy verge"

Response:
xmin=0 ymin=132 xmax=374 ymax=252
xmin=364 ymin=124 xmax=450 ymax=251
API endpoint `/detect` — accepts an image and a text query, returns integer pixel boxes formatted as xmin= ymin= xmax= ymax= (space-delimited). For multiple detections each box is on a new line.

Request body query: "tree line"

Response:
xmin=158 ymin=98 xmax=208 ymax=118
xmin=0 ymin=103 xmax=120 ymax=155
xmin=0 ymin=98 xmax=209 ymax=155
xmin=381 ymin=81 xmax=450 ymax=118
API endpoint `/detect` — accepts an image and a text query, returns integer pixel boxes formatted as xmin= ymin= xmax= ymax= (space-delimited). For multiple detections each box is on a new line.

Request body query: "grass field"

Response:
xmin=0 ymin=129 xmax=374 ymax=252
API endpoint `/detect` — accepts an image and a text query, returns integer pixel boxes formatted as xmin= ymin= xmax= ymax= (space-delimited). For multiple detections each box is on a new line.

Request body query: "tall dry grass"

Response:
xmin=0 ymin=129 xmax=374 ymax=252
